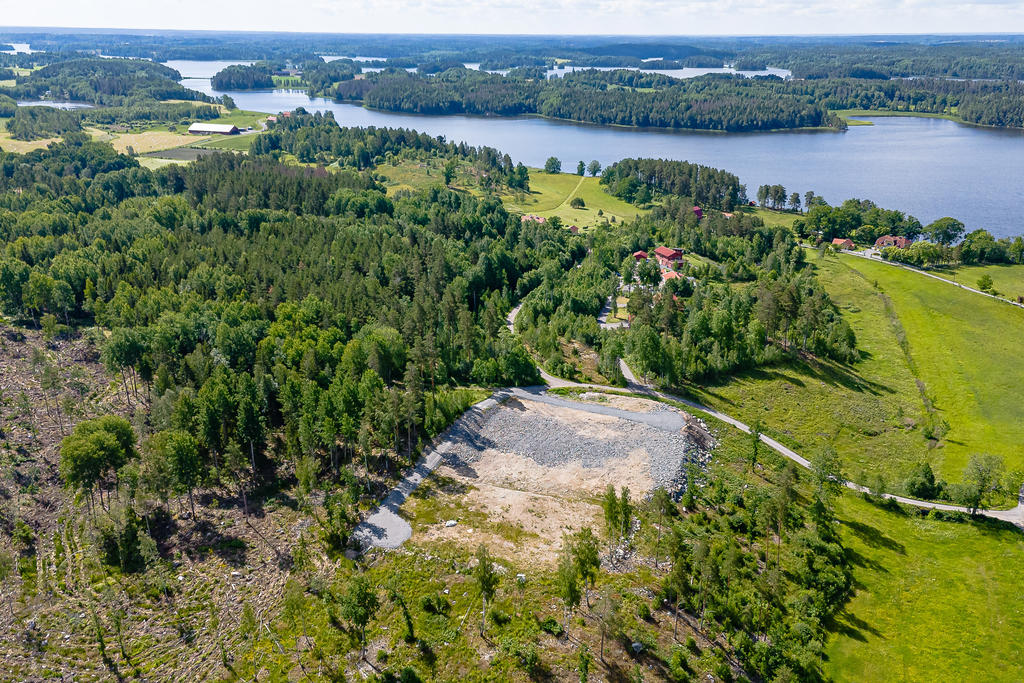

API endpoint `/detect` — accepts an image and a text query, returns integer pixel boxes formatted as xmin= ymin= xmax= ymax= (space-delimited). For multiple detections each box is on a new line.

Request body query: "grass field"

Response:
xmin=0 ymin=125 xmax=57 ymax=152
xmin=108 ymin=130 xmax=204 ymax=154
xmin=687 ymin=251 xmax=1024 ymax=490
xmin=689 ymin=253 xmax=929 ymax=489
xmin=504 ymin=171 xmax=647 ymax=227
xmin=932 ymin=262 xmax=1024 ymax=301
xmin=191 ymin=133 xmax=259 ymax=151
xmin=840 ymin=254 xmax=1024 ymax=480
xmin=137 ymin=157 xmax=186 ymax=170
xmin=826 ymin=495 xmax=1024 ymax=682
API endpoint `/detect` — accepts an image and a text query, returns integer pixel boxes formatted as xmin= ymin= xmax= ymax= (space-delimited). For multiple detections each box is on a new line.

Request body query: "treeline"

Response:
xmin=5 ymin=105 xmax=82 ymax=140
xmin=790 ymin=77 xmax=1024 ymax=129
xmin=210 ymin=64 xmax=275 ymax=90
xmin=600 ymin=158 xmax=746 ymax=211
xmin=1 ymin=58 xmax=209 ymax=106
xmin=335 ymin=68 xmax=845 ymax=132
xmin=736 ymin=42 xmax=1024 ymax=80
xmin=796 ymin=198 xmax=924 ymax=244
xmin=301 ymin=58 xmax=359 ymax=98
xmin=253 ymin=110 xmax=531 ymax=190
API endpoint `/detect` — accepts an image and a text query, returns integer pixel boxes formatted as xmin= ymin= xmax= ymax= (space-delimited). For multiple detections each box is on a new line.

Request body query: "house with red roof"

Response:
xmin=875 ymin=235 xmax=912 ymax=249
xmin=692 ymin=206 xmax=703 ymax=220
xmin=831 ymin=238 xmax=855 ymax=250
xmin=633 ymin=250 xmax=648 ymax=261
xmin=653 ymin=246 xmax=683 ymax=267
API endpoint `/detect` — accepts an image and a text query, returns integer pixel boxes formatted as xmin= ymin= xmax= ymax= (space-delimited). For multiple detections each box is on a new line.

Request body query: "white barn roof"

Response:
xmin=188 ymin=122 xmax=239 ymax=134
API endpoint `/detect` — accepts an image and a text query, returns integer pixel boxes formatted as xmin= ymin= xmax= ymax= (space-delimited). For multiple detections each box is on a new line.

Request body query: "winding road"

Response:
xmin=354 ymin=301 xmax=1023 ymax=551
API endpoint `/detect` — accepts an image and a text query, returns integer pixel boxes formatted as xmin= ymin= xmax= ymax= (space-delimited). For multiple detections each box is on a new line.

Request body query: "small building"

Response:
xmin=266 ymin=115 xmax=278 ymax=123
xmin=661 ymin=270 xmax=684 ymax=282
xmin=568 ymin=225 xmax=579 ymax=234
xmin=633 ymin=250 xmax=648 ymax=261
xmin=692 ymin=206 xmax=703 ymax=220
xmin=831 ymin=238 xmax=855 ymax=250
xmin=653 ymin=246 xmax=683 ymax=267
xmin=722 ymin=212 xmax=734 ymax=219
xmin=188 ymin=123 xmax=239 ymax=135
xmin=875 ymin=235 xmax=912 ymax=249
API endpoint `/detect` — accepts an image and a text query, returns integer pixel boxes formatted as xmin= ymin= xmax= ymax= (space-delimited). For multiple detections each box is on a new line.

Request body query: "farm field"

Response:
xmin=191 ymin=133 xmax=258 ymax=151
xmin=504 ymin=171 xmax=647 ymax=227
xmin=108 ymin=130 xmax=204 ymax=154
xmin=840 ymin=254 xmax=1024 ymax=479
xmin=826 ymin=495 xmax=1024 ymax=682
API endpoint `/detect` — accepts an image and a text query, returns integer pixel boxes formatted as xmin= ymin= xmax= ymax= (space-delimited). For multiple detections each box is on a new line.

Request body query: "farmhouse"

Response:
xmin=653 ymin=246 xmax=683 ymax=267
xmin=188 ymin=123 xmax=239 ymax=135
xmin=831 ymin=238 xmax=855 ymax=250
xmin=875 ymin=235 xmax=912 ymax=249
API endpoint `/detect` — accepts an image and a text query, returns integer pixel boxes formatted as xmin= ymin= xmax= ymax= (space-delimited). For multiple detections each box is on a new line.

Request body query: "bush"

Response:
xmin=538 ymin=615 xmax=564 ymax=637
xmin=489 ymin=608 xmax=512 ymax=626
xmin=419 ymin=593 xmax=451 ymax=616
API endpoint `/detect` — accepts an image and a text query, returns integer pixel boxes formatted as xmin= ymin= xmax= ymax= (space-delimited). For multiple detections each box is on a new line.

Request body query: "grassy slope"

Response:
xmin=504 ymin=171 xmax=647 ymax=227
xmin=933 ymin=262 xmax=1024 ymax=301
xmin=689 ymin=252 xmax=929 ymax=487
xmin=840 ymin=254 xmax=1024 ymax=479
xmin=827 ymin=495 xmax=1024 ymax=682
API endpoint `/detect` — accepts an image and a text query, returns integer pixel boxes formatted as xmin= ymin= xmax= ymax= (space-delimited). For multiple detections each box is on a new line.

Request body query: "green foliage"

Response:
xmin=7 ymin=106 xmax=82 ymax=141
xmin=211 ymin=64 xmax=275 ymax=90
xmin=59 ymin=415 xmax=136 ymax=497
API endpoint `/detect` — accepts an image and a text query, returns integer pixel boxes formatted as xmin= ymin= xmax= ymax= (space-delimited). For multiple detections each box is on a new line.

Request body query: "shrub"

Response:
xmin=538 ymin=615 xmax=564 ymax=637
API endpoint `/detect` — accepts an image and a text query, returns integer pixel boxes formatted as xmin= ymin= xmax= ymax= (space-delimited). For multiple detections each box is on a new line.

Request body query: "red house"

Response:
xmin=633 ymin=250 xmax=648 ymax=261
xmin=875 ymin=235 xmax=912 ymax=249
xmin=692 ymin=206 xmax=703 ymax=220
xmin=831 ymin=238 xmax=855 ymax=250
xmin=653 ymin=246 xmax=683 ymax=267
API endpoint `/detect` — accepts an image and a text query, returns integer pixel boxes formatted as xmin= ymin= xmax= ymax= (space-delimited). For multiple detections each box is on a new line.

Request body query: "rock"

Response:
xmin=444 ymin=520 xmax=458 ymax=527
xmin=632 ymin=642 xmax=644 ymax=654
xmin=231 ymin=571 xmax=241 ymax=577
xmin=176 ymin=574 xmax=184 ymax=582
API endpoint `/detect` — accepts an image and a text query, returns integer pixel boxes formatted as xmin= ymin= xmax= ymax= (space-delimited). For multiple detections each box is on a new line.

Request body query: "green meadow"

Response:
xmin=933 ymin=262 xmax=1024 ymax=301
xmin=840 ymin=254 xmax=1024 ymax=480
xmin=504 ymin=170 xmax=647 ymax=227
xmin=687 ymin=250 xmax=1024 ymax=494
xmin=826 ymin=495 xmax=1024 ymax=682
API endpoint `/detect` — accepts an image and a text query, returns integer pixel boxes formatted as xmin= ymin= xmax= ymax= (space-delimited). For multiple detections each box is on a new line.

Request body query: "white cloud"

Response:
xmin=1 ymin=0 xmax=1022 ymax=34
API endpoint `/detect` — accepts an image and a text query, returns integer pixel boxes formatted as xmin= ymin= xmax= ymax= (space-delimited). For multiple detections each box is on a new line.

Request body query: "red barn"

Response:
xmin=653 ymin=246 xmax=683 ymax=267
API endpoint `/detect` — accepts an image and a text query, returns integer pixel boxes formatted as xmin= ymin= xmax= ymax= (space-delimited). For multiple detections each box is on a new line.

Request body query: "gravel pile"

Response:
xmin=442 ymin=396 xmax=714 ymax=494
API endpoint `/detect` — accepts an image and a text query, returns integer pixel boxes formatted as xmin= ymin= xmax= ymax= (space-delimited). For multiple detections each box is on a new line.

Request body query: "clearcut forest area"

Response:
xmin=0 ymin=29 xmax=1023 ymax=683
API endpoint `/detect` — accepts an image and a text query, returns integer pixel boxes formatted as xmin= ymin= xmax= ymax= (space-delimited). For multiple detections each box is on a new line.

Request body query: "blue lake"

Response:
xmin=179 ymin=69 xmax=1024 ymax=238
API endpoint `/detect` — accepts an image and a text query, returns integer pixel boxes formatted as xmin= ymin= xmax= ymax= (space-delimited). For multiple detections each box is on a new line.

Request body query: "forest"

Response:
xmin=0 ymin=116 xmax=872 ymax=681
xmin=2 ymin=58 xmax=209 ymax=106
xmin=210 ymin=64 xmax=275 ymax=90
xmin=253 ymin=110 xmax=532 ymax=191
xmin=335 ymin=68 xmax=845 ymax=132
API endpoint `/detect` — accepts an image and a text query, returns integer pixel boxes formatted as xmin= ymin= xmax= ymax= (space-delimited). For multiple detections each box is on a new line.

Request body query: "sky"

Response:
xmin=2 ymin=0 xmax=1023 ymax=36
